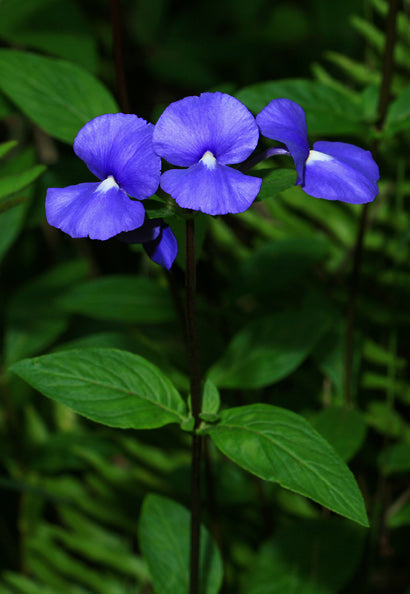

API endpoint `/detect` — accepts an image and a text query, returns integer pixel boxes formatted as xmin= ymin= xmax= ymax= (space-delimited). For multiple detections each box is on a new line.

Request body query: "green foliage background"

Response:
xmin=0 ymin=0 xmax=409 ymax=592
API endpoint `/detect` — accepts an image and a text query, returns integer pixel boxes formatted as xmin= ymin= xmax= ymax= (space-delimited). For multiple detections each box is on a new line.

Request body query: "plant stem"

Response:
xmin=109 ymin=0 xmax=130 ymax=113
xmin=344 ymin=0 xmax=399 ymax=405
xmin=186 ymin=217 xmax=203 ymax=594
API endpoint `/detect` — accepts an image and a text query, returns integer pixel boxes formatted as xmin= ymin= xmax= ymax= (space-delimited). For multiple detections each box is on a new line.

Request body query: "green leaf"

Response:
xmin=200 ymin=379 xmax=221 ymax=422
xmin=240 ymin=518 xmax=365 ymax=594
xmin=1 ymin=573 xmax=62 ymax=594
xmin=236 ymin=237 xmax=329 ymax=297
xmin=236 ymin=79 xmax=365 ymax=136
xmin=11 ymin=348 xmax=188 ymax=429
xmin=325 ymin=51 xmax=380 ymax=87
xmin=5 ymin=260 xmax=89 ymax=364
xmin=0 ymin=50 xmax=118 ymax=143
xmin=58 ymin=275 xmax=176 ymax=324
xmin=0 ymin=0 xmax=98 ymax=73
xmin=201 ymin=379 xmax=221 ymax=416
xmin=351 ymin=15 xmax=410 ymax=71
xmin=0 ymin=148 xmax=36 ymax=263
xmin=387 ymin=503 xmax=410 ymax=529
xmin=312 ymin=324 xmax=346 ymax=402
xmin=379 ymin=442 xmax=410 ymax=474
xmin=0 ymin=140 xmax=18 ymax=160
xmin=257 ymin=169 xmax=297 ymax=200
xmin=311 ymin=407 xmax=367 ymax=462
xmin=139 ymin=494 xmax=223 ymax=594
xmin=0 ymin=196 xmax=28 ymax=215
xmin=385 ymin=86 xmax=410 ymax=134
xmin=208 ymin=307 xmax=330 ymax=389
xmin=208 ymin=404 xmax=369 ymax=526
xmin=0 ymin=164 xmax=46 ymax=202
xmin=0 ymin=198 xmax=28 ymax=260
xmin=366 ymin=401 xmax=410 ymax=439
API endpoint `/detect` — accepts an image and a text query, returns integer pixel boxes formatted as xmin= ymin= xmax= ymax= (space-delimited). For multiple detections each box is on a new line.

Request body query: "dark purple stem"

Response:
xmin=186 ymin=218 xmax=203 ymax=594
xmin=344 ymin=0 xmax=399 ymax=405
xmin=109 ymin=0 xmax=131 ymax=113
xmin=240 ymin=147 xmax=290 ymax=173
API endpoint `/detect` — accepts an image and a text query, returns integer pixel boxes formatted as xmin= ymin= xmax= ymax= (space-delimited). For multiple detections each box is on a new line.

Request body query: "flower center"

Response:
xmin=97 ymin=175 xmax=119 ymax=193
xmin=200 ymin=150 xmax=217 ymax=169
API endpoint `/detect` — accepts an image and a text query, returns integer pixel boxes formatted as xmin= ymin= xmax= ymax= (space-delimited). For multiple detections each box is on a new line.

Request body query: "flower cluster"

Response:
xmin=46 ymin=92 xmax=379 ymax=269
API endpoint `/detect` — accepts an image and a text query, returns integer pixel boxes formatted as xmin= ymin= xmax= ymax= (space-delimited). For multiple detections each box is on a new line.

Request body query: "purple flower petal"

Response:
xmin=256 ymin=98 xmax=310 ymax=184
xmin=73 ymin=113 xmax=161 ymax=199
xmin=153 ymin=92 xmax=259 ymax=167
xmin=46 ymin=179 xmax=145 ymax=240
xmin=144 ymin=224 xmax=178 ymax=270
xmin=303 ymin=146 xmax=379 ymax=204
xmin=313 ymin=141 xmax=380 ymax=183
xmin=160 ymin=161 xmax=262 ymax=215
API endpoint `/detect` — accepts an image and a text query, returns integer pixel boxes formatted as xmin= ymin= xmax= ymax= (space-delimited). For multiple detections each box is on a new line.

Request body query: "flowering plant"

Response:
xmin=10 ymin=86 xmax=380 ymax=591
xmin=4 ymin=4 xmax=407 ymax=591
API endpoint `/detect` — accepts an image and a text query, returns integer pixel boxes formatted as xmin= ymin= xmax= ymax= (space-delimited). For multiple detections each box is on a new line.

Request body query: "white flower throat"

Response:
xmin=306 ymin=150 xmax=333 ymax=165
xmin=97 ymin=175 xmax=119 ymax=193
xmin=200 ymin=150 xmax=217 ymax=169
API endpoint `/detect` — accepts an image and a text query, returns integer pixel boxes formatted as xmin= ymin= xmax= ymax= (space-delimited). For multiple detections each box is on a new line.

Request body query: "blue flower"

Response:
xmin=119 ymin=218 xmax=178 ymax=270
xmin=46 ymin=113 xmax=161 ymax=240
xmin=256 ymin=98 xmax=379 ymax=204
xmin=153 ymin=92 xmax=262 ymax=215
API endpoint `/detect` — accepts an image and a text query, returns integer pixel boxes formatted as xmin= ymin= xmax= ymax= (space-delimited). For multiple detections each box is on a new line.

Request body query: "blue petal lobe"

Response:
xmin=46 ymin=181 xmax=145 ymax=240
xmin=73 ymin=113 xmax=161 ymax=199
xmin=303 ymin=148 xmax=379 ymax=204
xmin=256 ymin=98 xmax=310 ymax=184
xmin=160 ymin=162 xmax=262 ymax=215
xmin=313 ymin=141 xmax=380 ymax=183
xmin=153 ymin=92 xmax=259 ymax=167
xmin=144 ymin=224 xmax=178 ymax=270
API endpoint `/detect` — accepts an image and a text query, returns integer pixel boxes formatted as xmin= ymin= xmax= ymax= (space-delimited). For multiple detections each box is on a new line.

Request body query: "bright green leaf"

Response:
xmin=139 ymin=494 xmax=223 ymax=594
xmin=0 ymin=50 xmax=118 ymax=143
xmin=11 ymin=348 xmax=188 ymax=429
xmin=208 ymin=404 xmax=369 ymax=526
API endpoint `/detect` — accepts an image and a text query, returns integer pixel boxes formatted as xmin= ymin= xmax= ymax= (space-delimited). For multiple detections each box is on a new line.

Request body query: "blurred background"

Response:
xmin=0 ymin=1 xmax=409 ymax=593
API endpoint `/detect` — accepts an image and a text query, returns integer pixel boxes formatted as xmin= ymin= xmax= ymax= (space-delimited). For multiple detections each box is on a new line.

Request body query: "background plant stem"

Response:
xmin=186 ymin=218 xmax=203 ymax=594
xmin=344 ymin=0 xmax=399 ymax=405
xmin=109 ymin=0 xmax=130 ymax=113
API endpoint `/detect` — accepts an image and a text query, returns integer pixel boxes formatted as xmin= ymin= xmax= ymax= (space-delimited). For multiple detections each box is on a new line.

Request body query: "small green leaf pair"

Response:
xmin=11 ymin=347 xmax=369 ymax=527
